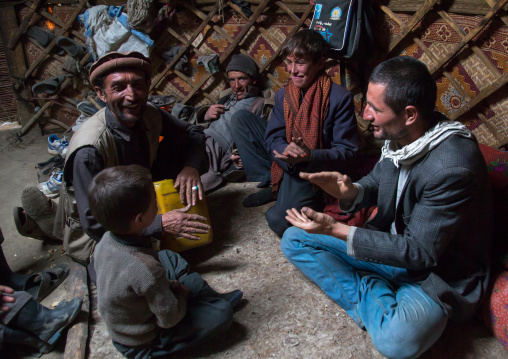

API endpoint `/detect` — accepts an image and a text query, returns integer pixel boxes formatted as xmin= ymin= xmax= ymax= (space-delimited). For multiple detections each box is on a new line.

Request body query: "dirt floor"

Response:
xmin=0 ymin=128 xmax=507 ymax=359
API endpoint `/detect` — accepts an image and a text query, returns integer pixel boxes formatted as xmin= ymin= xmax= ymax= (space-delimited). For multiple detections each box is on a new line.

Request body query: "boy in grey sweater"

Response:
xmin=89 ymin=165 xmax=242 ymax=358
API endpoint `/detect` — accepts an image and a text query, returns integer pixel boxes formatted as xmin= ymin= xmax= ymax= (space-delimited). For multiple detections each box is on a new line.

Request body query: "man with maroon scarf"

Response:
xmin=230 ymin=29 xmax=359 ymax=236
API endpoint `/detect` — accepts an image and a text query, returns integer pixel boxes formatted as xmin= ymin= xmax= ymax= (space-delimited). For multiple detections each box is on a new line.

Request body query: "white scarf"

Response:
xmin=380 ymin=120 xmax=472 ymax=168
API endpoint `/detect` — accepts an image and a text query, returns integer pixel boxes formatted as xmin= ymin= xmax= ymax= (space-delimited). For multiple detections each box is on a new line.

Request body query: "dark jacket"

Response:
xmin=265 ymin=83 xmax=359 ymax=174
xmin=351 ymin=134 xmax=493 ymax=322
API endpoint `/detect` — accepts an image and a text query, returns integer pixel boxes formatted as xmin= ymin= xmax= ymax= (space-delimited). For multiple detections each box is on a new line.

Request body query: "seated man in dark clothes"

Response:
xmin=230 ymin=29 xmax=359 ymax=236
xmin=15 ymin=51 xmax=210 ymax=265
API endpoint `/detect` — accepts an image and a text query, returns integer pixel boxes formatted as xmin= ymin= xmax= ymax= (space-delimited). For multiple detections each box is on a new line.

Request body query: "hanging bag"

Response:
xmin=310 ymin=0 xmax=355 ymax=56
xmin=310 ymin=0 xmax=375 ymax=93
xmin=310 ymin=0 xmax=374 ymax=59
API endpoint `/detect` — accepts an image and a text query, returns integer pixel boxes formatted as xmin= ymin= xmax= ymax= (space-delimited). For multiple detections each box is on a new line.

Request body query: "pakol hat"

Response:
xmin=226 ymin=54 xmax=258 ymax=78
xmin=89 ymin=51 xmax=152 ymax=87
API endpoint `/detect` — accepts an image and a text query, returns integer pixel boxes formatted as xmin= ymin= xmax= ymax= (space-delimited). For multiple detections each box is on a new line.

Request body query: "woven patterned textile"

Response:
xmin=15 ymin=6 xmax=508 ymax=146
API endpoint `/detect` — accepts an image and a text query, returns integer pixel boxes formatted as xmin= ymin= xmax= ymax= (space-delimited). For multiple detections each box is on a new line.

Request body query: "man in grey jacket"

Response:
xmin=200 ymin=54 xmax=265 ymax=192
xmin=281 ymin=56 xmax=493 ymax=358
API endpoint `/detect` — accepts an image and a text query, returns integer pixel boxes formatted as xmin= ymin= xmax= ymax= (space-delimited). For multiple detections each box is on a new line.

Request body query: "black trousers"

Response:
xmin=231 ymin=109 xmax=325 ymax=236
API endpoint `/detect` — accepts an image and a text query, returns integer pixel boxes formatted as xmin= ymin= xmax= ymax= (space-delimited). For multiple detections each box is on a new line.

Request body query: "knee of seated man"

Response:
xmin=281 ymin=227 xmax=307 ymax=253
xmin=230 ymin=109 xmax=255 ymax=128
xmin=370 ymin=328 xmax=428 ymax=359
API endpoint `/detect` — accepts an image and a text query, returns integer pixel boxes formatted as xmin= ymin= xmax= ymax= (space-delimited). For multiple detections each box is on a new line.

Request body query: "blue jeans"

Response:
xmin=281 ymin=227 xmax=448 ymax=359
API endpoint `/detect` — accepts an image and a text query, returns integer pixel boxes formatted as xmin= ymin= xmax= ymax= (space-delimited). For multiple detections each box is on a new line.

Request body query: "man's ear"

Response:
xmin=94 ymin=86 xmax=107 ymax=103
xmin=405 ymin=105 xmax=418 ymax=126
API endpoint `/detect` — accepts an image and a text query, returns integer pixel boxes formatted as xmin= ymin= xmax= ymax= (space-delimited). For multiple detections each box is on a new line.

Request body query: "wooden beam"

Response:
xmin=428 ymin=0 xmax=508 ymax=75
xmin=63 ymin=262 xmax=89 ymax=359
xmin=0 ymin=5 xmax=35 ymax=129
xmin=18 ymin=53 xmax=91 ymax=136
xmin=182 ymin=0 xmax=273 ymax=104
xmin=150 ymin=0 xmax=223 ymax=91
xmin=259 ymin=2 xmax=314 ymax=73
xmin=8 ymin=0 xmax=42 ymax=49
xmin=450 ymin=71 xmax=508 ymax=120
xmin=385 ymin=0 xmax=508 ymax=15
xmin=39 ymin=8 xmax=87 ymax=42
xmin=387 ymin=0 xmax=440 ymax=54
xmin=195 ymin=0 xmax=508 ymax=15
xmin=21 ymin=0 xmax=88 ymax=83
xmin=437 ymin=8 xmax=502 ymax=77
xmin=274 ymin=1 xmax=300 ymax=22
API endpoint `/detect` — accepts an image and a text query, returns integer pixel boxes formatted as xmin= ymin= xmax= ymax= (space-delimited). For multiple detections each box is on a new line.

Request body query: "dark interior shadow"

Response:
xmin=176 ymin=321 xmax=248 ymax=358
xmin=191 ymin=262 xmax=246 ymax=274
xmin=421 ymin=318 xmax=494 ymax=358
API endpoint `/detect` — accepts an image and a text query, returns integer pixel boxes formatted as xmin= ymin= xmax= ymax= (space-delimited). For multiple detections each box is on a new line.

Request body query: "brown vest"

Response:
xmin=53 ymin=104 xmax=162 ymax=263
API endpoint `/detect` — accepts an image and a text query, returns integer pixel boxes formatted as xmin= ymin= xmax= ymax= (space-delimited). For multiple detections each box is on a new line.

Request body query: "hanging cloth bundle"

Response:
xmin=127 ymin=0 xmax=156 ymax=31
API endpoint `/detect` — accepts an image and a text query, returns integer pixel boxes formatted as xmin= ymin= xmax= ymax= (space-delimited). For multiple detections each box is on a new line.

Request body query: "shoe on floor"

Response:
xmin=20 ymin=185 xmax=57 ymax=237
xmin=13 ymin=206 xmax=47 ymax=241
xmin=36 ymin=154 xmax=64 ymax=183
xmin=243 ymin=187 xmax=276 ymax=208
xmin=38 ymin=171 xmax=63 ymax=199
xmin=47 ymin=134 xmax=69 ymax=157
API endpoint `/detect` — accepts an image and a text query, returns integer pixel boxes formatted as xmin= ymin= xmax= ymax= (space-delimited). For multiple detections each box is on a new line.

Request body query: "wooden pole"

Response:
xmin=63 ymin=261 xmax=89 ymax=359
xmin=0 ymin=6 xmax=35 ymax=129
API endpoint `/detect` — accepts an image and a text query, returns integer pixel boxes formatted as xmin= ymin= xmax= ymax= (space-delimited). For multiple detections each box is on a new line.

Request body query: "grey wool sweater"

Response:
xmin=93 ymin=233 xmax=187 ymax=346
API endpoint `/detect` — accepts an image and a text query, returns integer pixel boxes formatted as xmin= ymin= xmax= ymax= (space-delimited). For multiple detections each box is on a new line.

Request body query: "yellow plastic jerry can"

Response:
xmin=153 ymin=179 xmax=213 ymax=252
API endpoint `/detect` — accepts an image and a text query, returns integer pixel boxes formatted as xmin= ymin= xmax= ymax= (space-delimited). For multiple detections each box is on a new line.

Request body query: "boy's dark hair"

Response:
xmin=88 ymin=165 xmax=154 ymax=235
xmin=281 ymin=29 xmax=329 ymax=63
xmin=369 ymin=56 xmax=437 ymax=121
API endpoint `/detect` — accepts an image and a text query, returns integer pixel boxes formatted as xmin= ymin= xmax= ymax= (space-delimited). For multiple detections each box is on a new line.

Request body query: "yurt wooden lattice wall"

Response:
xmin=1 ymin=0 xmax=507 ymax=149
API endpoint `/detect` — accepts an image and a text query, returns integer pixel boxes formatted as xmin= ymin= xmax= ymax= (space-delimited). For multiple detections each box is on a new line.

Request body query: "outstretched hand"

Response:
xmin=300 ymin=171 xmax=358 ymax=201
xmin=174 ymin=166 xmax=203 ymax=206
xmin=162 ymin=205 xmax=210 ymax=241
xmin=285 ymin=207 xmax=338 ymax=236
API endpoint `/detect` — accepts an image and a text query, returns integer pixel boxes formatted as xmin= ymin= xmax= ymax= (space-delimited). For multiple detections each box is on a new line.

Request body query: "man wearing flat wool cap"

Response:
xmin=49 ymin=51 xmax=209 ymax=264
